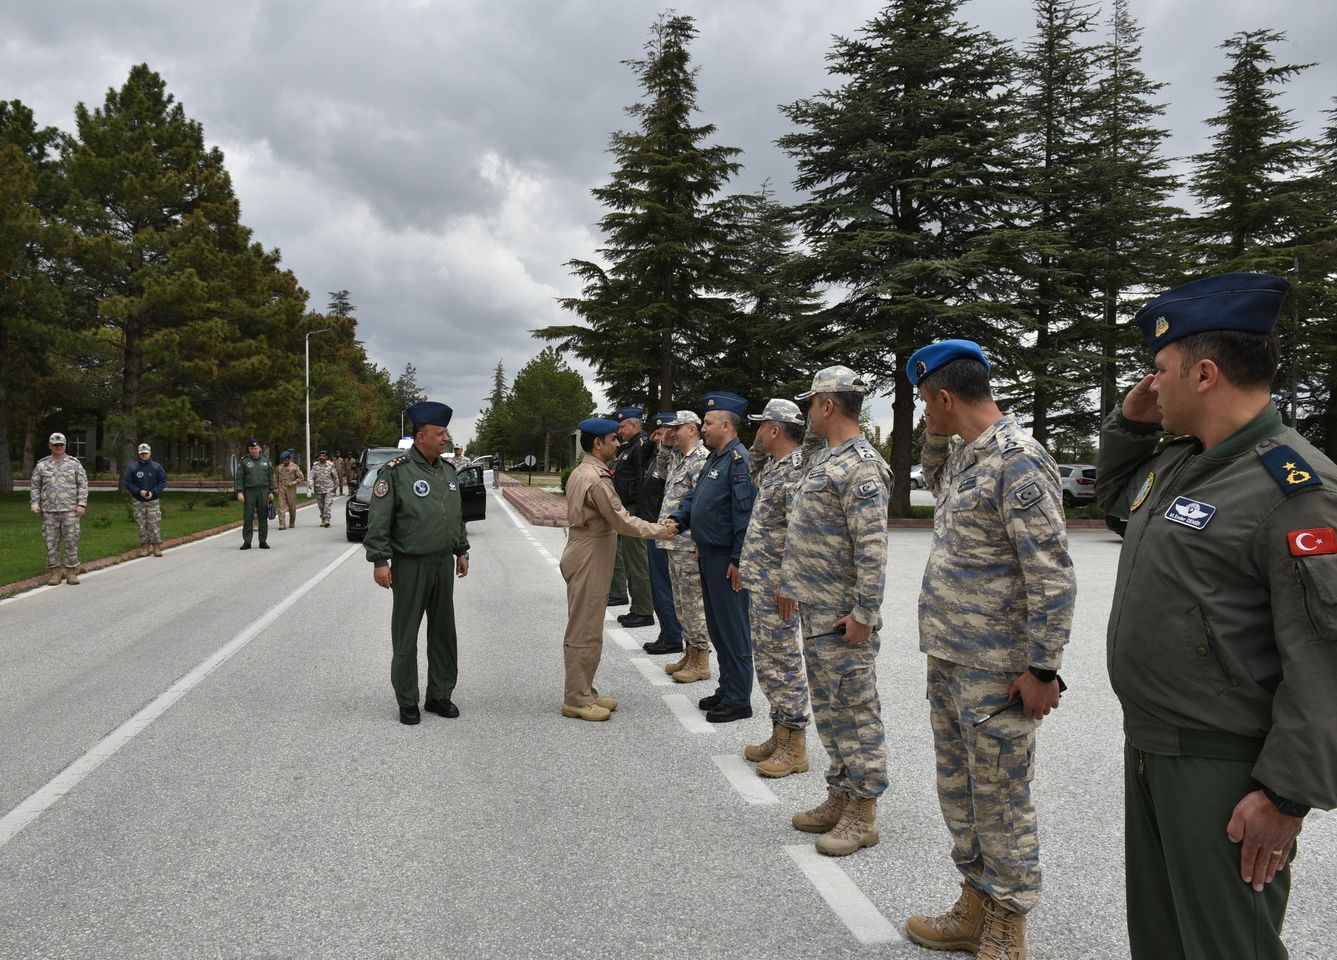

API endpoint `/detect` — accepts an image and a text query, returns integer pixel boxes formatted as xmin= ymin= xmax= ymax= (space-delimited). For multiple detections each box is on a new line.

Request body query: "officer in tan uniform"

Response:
xmin=275 ymin=451 xmax=304 ymax=529
xmin=560 ymin=417 xmax=672 ymax=721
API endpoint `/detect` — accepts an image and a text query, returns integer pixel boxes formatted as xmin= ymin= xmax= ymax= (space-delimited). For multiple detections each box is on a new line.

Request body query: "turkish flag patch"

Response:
xmin=1288 ymin=527 xmax=1337 ymax=556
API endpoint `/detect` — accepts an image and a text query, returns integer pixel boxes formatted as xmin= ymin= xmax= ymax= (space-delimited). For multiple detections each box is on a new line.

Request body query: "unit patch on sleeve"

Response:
xmin=373 ymin=478 xmax=390 ymax=498
xmin=1288 ymin=527 xmax=1337 ymax=557
xmin=1012 ymin=481 xmax=1042 ymax=509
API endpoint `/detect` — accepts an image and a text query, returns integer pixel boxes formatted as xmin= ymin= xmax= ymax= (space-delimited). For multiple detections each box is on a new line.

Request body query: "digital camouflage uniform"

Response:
xmin=275 ymin=460 xmax=304 ymax=527
xmin=919 ymin=415 xmax=1076 ymax=916
xmin=779 ymin=435 xmax=890 ymax=799
xmin=311 ymin=460 xmax=339 ymax=524
xmin=739 ymin=446 xmax=810 ymax=729
xmin=658 ymin=440 xmax=710 ymax=652
xmin=31 ymin=454 xmax=88 ymax=570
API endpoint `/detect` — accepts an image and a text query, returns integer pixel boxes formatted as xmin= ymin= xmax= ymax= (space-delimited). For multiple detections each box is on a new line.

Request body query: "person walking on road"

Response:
xmin=234 ymin=438 xmax=275 ymax=550
xmin=904 ymin=340 xmax=1076 ymax=960
xmin=779 ymin=365 xmax=890 ymax=858
xmin=122 ymin=443 xmax=168 ymax=558
xmin=364 ymin=401 xmax=471 ymax=726
xmin=334 ymin=450 xmax=347 ymax=495
xmin=560 ymin=418 xmax=672 ymax=722
xmin=30 ymin=431 xmax=89 ymax=585
xmin=310 ymin=451 xmax=339 ymax=527
xmin=1096 ymin=272 xmax=1337 ymax=960
xmin=275 ymin=451 xmax=304 ymax=529
xmin=657 ymin=411 xmax=713 ymax=684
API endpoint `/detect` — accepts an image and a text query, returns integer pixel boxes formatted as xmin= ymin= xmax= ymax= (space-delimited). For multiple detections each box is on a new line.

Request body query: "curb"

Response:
xmin=502 ymin=487 xmax=568 ymax=528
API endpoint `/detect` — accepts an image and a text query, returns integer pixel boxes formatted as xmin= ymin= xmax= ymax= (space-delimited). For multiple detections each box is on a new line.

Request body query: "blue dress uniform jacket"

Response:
xmin=122 ymin=459 xmax=167 ymax=500
xmin=670 ymin=437 xmax=756 ymax=563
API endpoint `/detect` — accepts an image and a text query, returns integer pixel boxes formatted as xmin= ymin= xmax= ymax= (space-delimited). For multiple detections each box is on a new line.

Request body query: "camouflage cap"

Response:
xmin=795 ymin=365 xmax=869 ymax=400
xmin=48 ymin=432 xmax=66 ymax=445
xmin=671 ymin=410 xmax=702 ymax=426
xmin=747 ymin=398 xmax=805 ymax=425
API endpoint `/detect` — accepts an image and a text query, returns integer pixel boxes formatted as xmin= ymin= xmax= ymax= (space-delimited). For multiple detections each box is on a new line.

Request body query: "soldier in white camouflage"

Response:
xmin=904 ymin=339 xmax=1076 ymax=960
xmin=778 ymin=366 xmax=890 ymax=857
xmin=655 ymin=410 xmax=712 ymax=683
xmin=311 ymin=451 xmax=340 ymax=527
xmin=30 ymin=432 xmax=89 ymax=585
xmin=738 ymin=398 xmax=812 ymax=778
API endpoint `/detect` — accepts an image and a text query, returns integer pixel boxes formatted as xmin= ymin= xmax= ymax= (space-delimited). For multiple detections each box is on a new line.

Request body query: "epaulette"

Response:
xmin=1258 ymin=445 xmax=1323 ymax=496
xmin=385 ymin=455 xmax=409 ymax=470
xmin=853 ymin=438 xmax=877 ymax=461
xmin=732 ymin=449 xmax=743 ymax=462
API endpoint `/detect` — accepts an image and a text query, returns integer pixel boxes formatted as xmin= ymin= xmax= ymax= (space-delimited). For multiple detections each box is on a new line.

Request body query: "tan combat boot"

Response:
xmin=815 ymin=796 xmax=879 ymax=856
xmin=792 ymin=787 xmax=847 ymax=834
xmin=673 ymin=646 xmax=711 ymax=683
xmin=744 ymin=723 xmax=780 ymax=763
xmin=152 ymin=543 xmax=163 ymax=557
xmin=976 ymin=897 xmax=1027 ymax=960
xmin=47 ymin=568 xmax=63 ymax=586
xmin=64 ymin=567 xmax=80 ymax=585
xmin=758 ymin=727 xmax=809 ymax=778
xmin=906 ymin=883 xmax=987 ymax=953
xmin=561 ymin=702 xmax=612 ymax=722
xmin=664 ymin=647 xmax=692 ymax=675
xmin=594 ymin=695 xmax=619 ymax=712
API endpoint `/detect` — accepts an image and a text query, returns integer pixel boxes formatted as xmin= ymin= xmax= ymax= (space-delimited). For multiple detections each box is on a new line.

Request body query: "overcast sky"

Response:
xmin=3 ymin=0 xmax=1334 ymax=446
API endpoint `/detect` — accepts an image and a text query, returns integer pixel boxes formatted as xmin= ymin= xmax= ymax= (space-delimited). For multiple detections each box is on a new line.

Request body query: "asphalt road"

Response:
xmin=1 ymin=493 xmax=1332 ymax=959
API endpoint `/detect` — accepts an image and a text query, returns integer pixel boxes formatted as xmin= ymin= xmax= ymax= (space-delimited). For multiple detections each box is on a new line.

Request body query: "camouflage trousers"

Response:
xmin=800 ymin=603 xmax=887 ymax=798
xmin=316 ymin=492 xmax=334 ymax=522
xmin=666 ymin=549 xmax=709 ymax=651
xmin=131 ymin=499 xmax=162 ymax=544
xmin=41 ymin=511 xmax=81 ymax=568
xmin=751 ymin=590 xmax=809 ymax=729
xmin=927 ymin=655 xmax=1042 ymax=915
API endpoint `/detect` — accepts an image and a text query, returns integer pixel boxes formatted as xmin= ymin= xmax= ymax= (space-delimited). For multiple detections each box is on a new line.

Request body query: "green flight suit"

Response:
xmin=1097 ymin=404 xmax=1337 ymax=960
xmin=363 ymin=445 xmax=470 ymax=709
xmin=233 ymin=454 xmax=276 ymax=546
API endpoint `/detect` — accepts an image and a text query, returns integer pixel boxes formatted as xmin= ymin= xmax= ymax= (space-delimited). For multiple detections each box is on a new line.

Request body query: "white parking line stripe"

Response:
xmin=0 ymin=544 xmax=362 ymax=849
xmin=608 ymin=628 xmax=639 ymax=651
xmin=712 ymin=755 xmax=779 ymax=805
xmin=663 ymin=693 xmax=716 ymax=733
xmin=784 ymin=844 xmax=903 ymax=944
xmin=630 ymin=657 xmax=676 ymax=686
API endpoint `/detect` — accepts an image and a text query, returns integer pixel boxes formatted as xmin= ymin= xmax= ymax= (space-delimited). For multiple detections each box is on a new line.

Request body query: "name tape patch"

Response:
xmin=1164 ymin=496 xmax=1216 ymax=530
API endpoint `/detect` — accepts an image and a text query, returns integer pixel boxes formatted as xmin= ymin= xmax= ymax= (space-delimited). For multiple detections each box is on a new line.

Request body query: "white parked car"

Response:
xmin=1058 ymin=463 xmax=1097 ymax=506
xmin=909 ymin=465 xmax=925 ymax=489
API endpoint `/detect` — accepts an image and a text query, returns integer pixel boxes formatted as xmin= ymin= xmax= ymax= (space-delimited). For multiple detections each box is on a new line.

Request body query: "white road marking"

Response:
xmin=493 ymin=491 xmax=530 ymax=532
xmin=0 ymin=544 xmax=362 ymax=850
xmin=630 ymin=657 xmax=675 ymax=687
xmin=712 ymin=755 xmax=779 ymax=805
xmin=608 ymin=628 xmax=639 ymax=651
xmin=663 ymin=693 xmax=716 ymax=733
xmin=784 ymin=844 xmax=903 ymax=944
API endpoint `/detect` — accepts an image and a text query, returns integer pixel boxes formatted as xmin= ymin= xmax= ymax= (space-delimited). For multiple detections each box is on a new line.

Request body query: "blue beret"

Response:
xmin=908 ymin=339 xmax=991 ymax=387
xmin=702 ymin=391 xmax=747 ymax=416
xmin=280 ymin=449 xmax=292 ymax=459
xmin=1135 ymin=272 xmax=1290 ymax=353
xmin=650 ymin=410 xmax=677 ymax=429
xmin=578 ymin=417 xmax=620 ymax=436
xmin=614 ymin=406 xmax=644 ymax=421
xmin=406 ymin=400 xmax=453 ymax=427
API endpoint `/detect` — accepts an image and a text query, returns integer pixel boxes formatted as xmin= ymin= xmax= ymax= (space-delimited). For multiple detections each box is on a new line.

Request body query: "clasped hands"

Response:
xmin=660 ymin=519 xmax=680 ymax=539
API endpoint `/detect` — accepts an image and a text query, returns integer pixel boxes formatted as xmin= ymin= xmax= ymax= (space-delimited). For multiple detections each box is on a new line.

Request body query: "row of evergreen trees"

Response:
xmin=540 ymin=1 xmax=1337 ymax=515
xmin=0 ymin=67 xmax=408 ymax=491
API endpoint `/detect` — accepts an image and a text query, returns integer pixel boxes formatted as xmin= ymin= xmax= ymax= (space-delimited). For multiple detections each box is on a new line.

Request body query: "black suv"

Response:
xmin=346 ymin=460 xmax=487 ymax=542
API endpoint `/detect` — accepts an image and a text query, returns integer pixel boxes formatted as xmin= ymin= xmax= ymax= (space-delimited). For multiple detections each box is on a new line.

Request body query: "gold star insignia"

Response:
xmin=1284 ymin=461 xmax=1296 ymax=470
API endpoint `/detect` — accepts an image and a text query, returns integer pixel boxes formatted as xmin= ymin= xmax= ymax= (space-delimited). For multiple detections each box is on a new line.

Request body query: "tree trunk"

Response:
xmin=22 ymin=409 xmax=35 ymax=473
xmin=1099 ymin=282 xmax=1119 ymax=452
xmin=0 ymin=334 xmax=11 ymax=495
xmin=888 ymin=332 xmax=915 ymax=518
xmin=543 ymin=430 xmax=551 ymax=473
xmin=121 ymin=316 xmax=142 ymax=467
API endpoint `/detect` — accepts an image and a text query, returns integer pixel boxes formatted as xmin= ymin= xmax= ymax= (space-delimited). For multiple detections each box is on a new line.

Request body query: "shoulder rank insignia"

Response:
xmin=1259 ymin=445 xmax=1322 ymax=495
xmin=733 ymin=449 xmax=743 ymax=461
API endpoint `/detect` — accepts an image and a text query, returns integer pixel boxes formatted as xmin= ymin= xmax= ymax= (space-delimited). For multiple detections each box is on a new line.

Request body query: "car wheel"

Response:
xmin=1062 ymin=490 xmax=1074 ymax=507
xmin=346 ymin=530 xmax=363 ymax=542
xmin=1105 ymin=516 xmax=1127 ymax=538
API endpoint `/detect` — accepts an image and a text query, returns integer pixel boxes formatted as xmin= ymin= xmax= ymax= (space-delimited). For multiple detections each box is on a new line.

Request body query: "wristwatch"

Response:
xmin=1262 ymin=786 xmax=1311 ymax=819
xmin=1027 ymin=666 xmax=1057 ymax=683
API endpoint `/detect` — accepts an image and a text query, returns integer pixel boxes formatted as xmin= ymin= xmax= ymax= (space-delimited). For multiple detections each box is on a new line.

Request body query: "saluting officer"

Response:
xmin=234 ymin=438 xmax=275 ymax=550
xmin=670 ymin=392 xmax=757 ymax=724
xmin=1096 ymin=272 xmax=1337 ymax=960
xmin=364 ymin=402 xmax=470 ymax=725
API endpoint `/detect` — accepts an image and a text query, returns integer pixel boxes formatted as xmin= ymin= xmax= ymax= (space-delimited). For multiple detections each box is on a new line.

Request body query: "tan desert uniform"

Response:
xmin=560 ymin=452 xmax=664 ymax=708
xmin=276 ymin=460 xmax=304 ymax=527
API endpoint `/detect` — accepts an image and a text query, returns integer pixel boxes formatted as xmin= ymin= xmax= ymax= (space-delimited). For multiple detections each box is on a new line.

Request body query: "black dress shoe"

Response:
xmin=259 ymin=542 xmax=271 ymax=549
xmin=617 ymin=613 xmax=655 ymax=628
xmin=399 ymin=705 xmax=421 ymax=725
xmin=643 ymin=637 xmax=685 ymax=655
xmin=424 ymin=698 xmax=459 ymax=718
xmin=698 ymin=693 xmax=722 ymax=711
xmin=240 ymin=542 xmax=251 ymax=550
xmin=706 ymin=703 xmax=753 ymax=723
xmin=606 ymin=596 xmax=630 ymax=607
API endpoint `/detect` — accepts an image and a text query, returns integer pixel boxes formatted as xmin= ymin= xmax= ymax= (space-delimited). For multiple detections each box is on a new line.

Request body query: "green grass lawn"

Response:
xmin=0 ymin=490 xmax=244 ymax=586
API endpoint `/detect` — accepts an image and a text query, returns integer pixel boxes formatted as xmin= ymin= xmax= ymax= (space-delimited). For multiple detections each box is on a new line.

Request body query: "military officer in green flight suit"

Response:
xmin=364 ymin=401 xmax=471 ymax=725
xmin=234 ymin=437 xmax=276 ymax=549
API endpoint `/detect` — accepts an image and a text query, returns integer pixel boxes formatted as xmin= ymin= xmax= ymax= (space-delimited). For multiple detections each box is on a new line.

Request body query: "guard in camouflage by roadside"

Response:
xmin=275 ymin=451 xmax=304 ymax=529
xmin=122 ymin=442 xmax=168 ymax=558
xmin=905 ymin=339 xmax=1076 ymax=960
xmin=738 ymin=398 xmax=812 ymax=778
xmin=234 ymin=438 xmax=275 ymax=549
xmin=30 ymin=432 xmax=89 ymax=586
xmin=778 ymin=366 xmax=889 ymax=858
xmin=657 ymin=411 xmax=712 ymax=683
xmin=311 ymin=451 xmax=339 ymax=527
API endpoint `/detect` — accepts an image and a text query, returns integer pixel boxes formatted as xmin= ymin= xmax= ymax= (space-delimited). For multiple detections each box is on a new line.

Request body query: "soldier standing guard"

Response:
xmin=779 ymin=365 xmax=890 ymax=857
xmin=310 ymin=451 xmax=339 ymax=527
xmin=275 ymin=451 xmax=304 ymax=528
xmin=559 ymin=418 xmax=671 ymax=721
xmin=657 ymin=411 xmax=713 ymax=683
xmin=30 ymin=432 xmax=89 ymax=585
xmin=904 ymin=340 xmax=1076 ymax=960
xmin=738 ymin=399 xmax=812 ymax=778
xmin=234 ymin=438 xmax=275 ymax=549
xmin=669 ymin=392 xmax=757 ymax=723
xmin=122 ymin=443 xmax=168 ymax=558
xmin=364 ymin=401 xmax=471 ymax=726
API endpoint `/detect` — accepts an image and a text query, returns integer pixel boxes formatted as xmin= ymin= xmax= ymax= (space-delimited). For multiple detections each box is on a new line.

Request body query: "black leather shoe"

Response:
xmin=259 ymin=542 xmax=270 ymax=549
xmin=698 ymin=693 xmax=722 ymax=711
xmin=424 ymin=698 xmax=459 ymax=718
xmin=618 ymin=613 xmax=655 ymax=628
xmin=706 ymin=703 xmax=753 ymax=723
xmin=399 ymin=705 xmax=421 ymax=725
xmin=240 ymin=542 xmax=251 ymax=550
xmin=606 ymin=596 xmax=630 ymax=607
xmin=643 ymin=637 xmax=684 ymax=655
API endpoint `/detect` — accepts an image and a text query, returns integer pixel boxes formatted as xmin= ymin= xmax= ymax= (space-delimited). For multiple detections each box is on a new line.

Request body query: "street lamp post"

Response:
xmin=305 ymin=327 xmax=331 ymax=496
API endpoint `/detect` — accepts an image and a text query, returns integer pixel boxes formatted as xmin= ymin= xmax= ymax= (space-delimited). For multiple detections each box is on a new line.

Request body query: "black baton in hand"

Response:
xmin=973 ymin=675 xmax=1067 ymax=727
